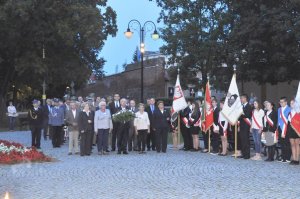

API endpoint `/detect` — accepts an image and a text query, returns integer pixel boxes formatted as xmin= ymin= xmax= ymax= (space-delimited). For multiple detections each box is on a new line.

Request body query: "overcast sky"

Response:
xmin=100 ymin=0 xmax=164 ymax=75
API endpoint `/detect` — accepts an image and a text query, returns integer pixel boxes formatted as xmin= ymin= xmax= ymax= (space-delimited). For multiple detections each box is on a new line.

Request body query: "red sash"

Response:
xmin=252 ymin=110 xmax=262 ymax=129
xmin=243 ymin=118 xmax=252 ymax=127
xmin=280 ymin=108 xmax=288 ymax=137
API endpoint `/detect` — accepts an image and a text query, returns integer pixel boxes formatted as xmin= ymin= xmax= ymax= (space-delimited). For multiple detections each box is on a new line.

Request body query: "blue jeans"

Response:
xmin=251 ymin=128 xmax=262 ymax=153
xmin=8 ymin=116 xmax=16 ymax=130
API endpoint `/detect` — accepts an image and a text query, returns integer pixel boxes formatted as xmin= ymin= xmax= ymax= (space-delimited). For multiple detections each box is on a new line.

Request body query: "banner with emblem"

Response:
xmin=202 ymin=81 xmax=213 ymax=132
xmin=171 ymin=75 xmax=187 ymax=123
xmin=291 ymin=81 xmax=300 ymax=135
xmin=221 ymin=74 xmax=243 ymax=125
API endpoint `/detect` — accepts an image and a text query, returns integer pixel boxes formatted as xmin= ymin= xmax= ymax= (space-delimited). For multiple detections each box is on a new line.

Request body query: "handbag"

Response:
xmin=261 ymin=131 xmax=278 ymax=146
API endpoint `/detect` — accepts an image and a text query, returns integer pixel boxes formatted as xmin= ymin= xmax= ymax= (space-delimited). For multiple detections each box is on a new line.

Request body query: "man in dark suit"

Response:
xmin=238 ymin=94 xmax=252 ymax=159
xmin=128 ymin=99 xmax=138 ymax=151
xmin=116 ymin=98 xmax=130 ymax=154
xmin=211 ymin=99 xmax=220 ymax=154
xmin=145 ymin=98 xmax=156 ymax=151
xmin=108 ymin=93 xmax=120 ymax=151
xmin=65 ymin=102 xmax=80 ymax=155
xmin=28 ymin=99 xmax=44 ymax=149
xmin=153 ymin=101 xmax=170 ymax=153
xmin=180 ymin=103 xmax=193 ymax=151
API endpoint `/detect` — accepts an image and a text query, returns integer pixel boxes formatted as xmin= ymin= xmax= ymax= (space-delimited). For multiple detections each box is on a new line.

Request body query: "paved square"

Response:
xmin=0 ymin=131 xmax=299 ymax=199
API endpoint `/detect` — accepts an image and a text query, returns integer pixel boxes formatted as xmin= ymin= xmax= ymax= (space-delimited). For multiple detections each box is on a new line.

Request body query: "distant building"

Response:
xmin=77 ymin=52 xmax=173 ymax=101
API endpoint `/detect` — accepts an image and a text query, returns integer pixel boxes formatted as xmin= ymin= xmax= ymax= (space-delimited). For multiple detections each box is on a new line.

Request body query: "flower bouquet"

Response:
xmin=0 ymin=140 xmax=52 ymax=165
xmin=112 ymin=110 xmax=136 ymax=123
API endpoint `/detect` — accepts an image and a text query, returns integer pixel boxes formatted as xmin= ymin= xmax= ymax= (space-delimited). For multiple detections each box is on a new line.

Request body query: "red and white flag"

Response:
xmin=202 ymin=81 xmax=214 ymax=132
xmin=171 ymin=75 xmax=187 ymax=122
xmin=291 ymin=81 xmax=300 ymax=136
xmin=221 ymin=74 xmax=243 ymax=125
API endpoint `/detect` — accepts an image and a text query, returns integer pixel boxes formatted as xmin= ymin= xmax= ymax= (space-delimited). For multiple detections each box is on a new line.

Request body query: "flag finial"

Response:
xmin=207 ymin=73 xmax=210 ymax=81
xmin=233 ymin=64 xmax=237 ymax=73
xmin=177 ymin=67 xmax=180 ymax=75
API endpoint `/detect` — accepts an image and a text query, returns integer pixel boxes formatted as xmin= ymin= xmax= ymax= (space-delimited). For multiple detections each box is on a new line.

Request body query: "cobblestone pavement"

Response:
xmin=0 ymin=131 xmax=300 ymax=199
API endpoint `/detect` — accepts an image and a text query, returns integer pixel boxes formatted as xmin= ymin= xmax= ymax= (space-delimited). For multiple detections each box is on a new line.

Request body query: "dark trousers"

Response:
xmin=239 ymin=126 xmax=250 ymax=158
xmin=211 ymin=131 xmax=220 ymax=153
xmin=182 ymin=125 xmax=193 ymax=149
xmin=80 ymin=131 xmax=92 ymax=155
xmin=42 ymin=121 xmax=49 ymax=139
xmin=278 ymin=127 xmax=291 ymax=161
xmin=202 ymin=131 xmax=209 ymax=150
xmin=128 ymin=124 xmax=137 ymax=151
xmin=31 ymin=126 xmax=41 ymax=148
xmin=117 ymin=125 xmax=129 ymax=152
xmin=137 ymin=130 xmax=148 ymax=151
xmin=8 ymin=116 xmax=16 ymax=131
xmin=147 ymin=128 xmax=156 ymax=150
xmin=52 ymin=126 xmax=62 ymax=147
xmin=111 ymin=121 xmax=118 ymax=150
xmin=97 ymin=129 xmax=109 ymax=152
xmin=155 ymin=128 xmax=168 ymax=153
xmin=267 ymin=145 xmax=275 ymax=160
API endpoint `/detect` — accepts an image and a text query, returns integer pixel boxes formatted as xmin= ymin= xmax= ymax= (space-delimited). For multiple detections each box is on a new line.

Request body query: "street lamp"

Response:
xmin=124 ymin=19 xmax=159 ymax=102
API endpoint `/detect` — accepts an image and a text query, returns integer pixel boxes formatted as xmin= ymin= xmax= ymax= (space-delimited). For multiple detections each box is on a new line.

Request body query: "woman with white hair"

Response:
xmin=94 ymin=101 xmax=113 ymax=155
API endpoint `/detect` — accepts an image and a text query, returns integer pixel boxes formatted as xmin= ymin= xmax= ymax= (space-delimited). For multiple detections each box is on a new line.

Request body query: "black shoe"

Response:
xmin=117 ymin=151 xmax=121 ymax=154
xmin=123 ymin=151 xmax=128 ymax=155
xmin=265 ymin=158 xmax=272 ymax=162
xmin=128 ymin=149 xmax=132 ymax=152
xmin=105 ymin=150 xmax=110 ymax=153
xmin=243 ymin=156 xmax=250 ymax=160
xmin=147 ymin=148 xmax=150 ymax=151
xmin=157 ymin=151 xmax=161 ymax=153
xmin=152 ymin=148 xmax=156 ymax=151
xmin=111 ymin=149 xmax=115 ymax=152
xmin=295 ymin=161 xmax=300 ymax=165
xmin=290 ymin=160 xmax=296 ymax=165
xmin=237 ymin=155 xmax=244 ymax=159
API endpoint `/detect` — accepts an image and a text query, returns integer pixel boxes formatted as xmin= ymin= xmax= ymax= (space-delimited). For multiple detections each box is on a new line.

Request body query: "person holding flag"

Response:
xmin=221 ymin=74 xmax=244 ymax=158
xmin=188 ymin=101 xmax=201 ymax=151
xmin=211 ymin=99 xmax=220 ymax=155
xmin=289 ymin=82 xmax=300 ymax=165
xmin=170 ymin=73 xmax=188 ymax=150
xmin=277 ymin=96 xmax=291 ymax=163
xmin=238 ymin=94 xmax=252 ymax=159
xmin=217 ymin=99 xmax=229 ymax=156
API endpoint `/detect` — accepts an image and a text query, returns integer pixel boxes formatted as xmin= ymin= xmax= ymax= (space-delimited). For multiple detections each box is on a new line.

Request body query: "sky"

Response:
xmin=100 ymin=0 xmax=164 ymax=75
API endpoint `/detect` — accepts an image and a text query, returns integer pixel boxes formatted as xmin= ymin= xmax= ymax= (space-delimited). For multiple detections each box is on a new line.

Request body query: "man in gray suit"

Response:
xmin=128 ymin=99 xmax=138 ymax=151
xmin=66 ymin=102 xmax=80 ymax=155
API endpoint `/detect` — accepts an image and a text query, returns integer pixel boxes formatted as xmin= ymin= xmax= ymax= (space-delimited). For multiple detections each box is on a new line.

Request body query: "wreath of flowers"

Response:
xmin=112 ymin=110 xmax=136 ymax=123
xmin=0 ymin=140 xmax=52 ymax=164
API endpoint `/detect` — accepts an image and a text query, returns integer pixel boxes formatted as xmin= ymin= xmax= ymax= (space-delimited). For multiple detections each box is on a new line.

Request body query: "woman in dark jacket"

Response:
xmin=78 ymin=103 xmax=94 ymax=156
xmin=188 ymin=102 xmax=201 ymax=151
xmin=262 ymin=101 xmax=278 ymax=161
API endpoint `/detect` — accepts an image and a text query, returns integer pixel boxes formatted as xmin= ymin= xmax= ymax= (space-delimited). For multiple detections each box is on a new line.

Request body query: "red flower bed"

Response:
xmin=0 ymin=140 xmax=52 ymax=165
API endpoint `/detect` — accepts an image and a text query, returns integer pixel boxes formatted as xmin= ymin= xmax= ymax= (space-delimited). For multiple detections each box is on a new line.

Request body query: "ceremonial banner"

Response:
xmin=291 ymin=81 xmax=300 ymax=135
xmin=202 ymin=81 xmax=213 ymax=132
xmin=221 ymin=74 xmax=243 ymax=125
xmin=171 ymin=75 xmax=187 ymax=122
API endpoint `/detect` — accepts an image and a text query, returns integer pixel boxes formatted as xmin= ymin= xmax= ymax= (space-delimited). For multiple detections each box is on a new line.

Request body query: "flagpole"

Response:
xmin=207 ymin=75 xmax=211 ymax=153
xmin=208 ymin=129 xmax=211 ymax=153
xmin=233 ymin=64 xmax=238 ymax=159
xmin=177 ymin=67 xmax=181 ymax=147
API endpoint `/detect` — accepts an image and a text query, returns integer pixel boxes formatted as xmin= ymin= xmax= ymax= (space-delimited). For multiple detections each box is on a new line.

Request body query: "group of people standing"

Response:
xmin=27 ymin=94 xmax=172 ymax=156
xmin=177 ymin=94 xmax=300 ymax=166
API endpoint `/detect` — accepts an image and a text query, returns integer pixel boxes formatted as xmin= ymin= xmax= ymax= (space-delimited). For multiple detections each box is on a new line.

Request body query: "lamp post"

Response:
xmin=124 ymin=19 xmax=159 ymax=102
xmin=42 ymin=45 xmax=46 ymax=105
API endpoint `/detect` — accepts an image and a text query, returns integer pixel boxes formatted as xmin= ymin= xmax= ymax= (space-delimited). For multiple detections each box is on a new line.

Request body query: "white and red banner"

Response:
xmin=171 ymin=75 xmax=187 ymax=122
xmin=291 ymin=81 xmax=300 ymax=136
xmin=221 ymin=74 xmax=243 ymax=125
xmin=202 ymin=81 xmax=214 ymax=132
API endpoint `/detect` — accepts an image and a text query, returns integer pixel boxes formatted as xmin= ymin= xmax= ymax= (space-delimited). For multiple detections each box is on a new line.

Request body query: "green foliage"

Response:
xmin=112 ymin=110 xmax=136 ymax=123
xmin=153 ymin=0 xmax=300 ymax=89
xmin=0 ymin=0 xmax=117 ymax=98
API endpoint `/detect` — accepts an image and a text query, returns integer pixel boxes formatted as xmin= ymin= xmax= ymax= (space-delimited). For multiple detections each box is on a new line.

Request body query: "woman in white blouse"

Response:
xmin=134 ymin=103 xmax=150 ymax=154
xmin=7 ymin=101 xmax=17 ymax=131
xmin=251 ymin=100 xmax=265 ymax=160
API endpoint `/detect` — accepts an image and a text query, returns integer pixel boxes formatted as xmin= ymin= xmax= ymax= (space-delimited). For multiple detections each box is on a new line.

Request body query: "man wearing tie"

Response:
xmin=128 ymin=100 xmax=138 ymax=151
xmin=238 ymin=94 xmax=252 ymax=159
xmin=146 ymin=98 xmax=156 ymax=151
xmin=109 ymin=94 xmax=120 ymax=151
xmin=116 ymin=98 xmax=130 ymax=154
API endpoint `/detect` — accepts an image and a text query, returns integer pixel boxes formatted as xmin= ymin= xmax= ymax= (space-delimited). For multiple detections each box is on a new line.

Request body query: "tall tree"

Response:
xmin=0 ymin=0 xmax=117 ymax=104
xmin=153 ymin=0 xmax=233 ymax=89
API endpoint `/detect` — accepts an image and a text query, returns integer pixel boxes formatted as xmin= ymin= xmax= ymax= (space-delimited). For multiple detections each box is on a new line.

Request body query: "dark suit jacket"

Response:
xmin=153 ymin=108 xmax=171 ymax=130
xmin=146 ymin=105 xmax=157 ymax=128
xmin=42 ymin=105 xmax=50 ymax=124
xmin=28 ymin=107 xmax=44 ymax=128
xmin=109 ymin=101 xmax=120 ymax=115
xmin=239 ymin=103 xmax=252 ymax=130
xmin=213 ymin=107 xmax=220 ymax=126
xmin=78 ymin=111 xmax=94 ymax=133
xmin=65 ymin=109 xmax=80 ymax=131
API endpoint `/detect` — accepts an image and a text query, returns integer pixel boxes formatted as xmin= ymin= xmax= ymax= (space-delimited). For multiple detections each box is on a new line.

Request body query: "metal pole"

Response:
xmin=140 ymin=28 xmax=144 ymax=103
